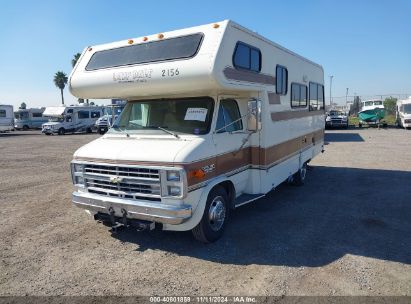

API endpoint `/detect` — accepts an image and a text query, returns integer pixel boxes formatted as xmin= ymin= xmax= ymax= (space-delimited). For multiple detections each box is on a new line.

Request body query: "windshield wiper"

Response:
xmin=112 ymin=125 xmax=130 ymax=137
xmin=147 ymin=125 xmax=180 ymax=139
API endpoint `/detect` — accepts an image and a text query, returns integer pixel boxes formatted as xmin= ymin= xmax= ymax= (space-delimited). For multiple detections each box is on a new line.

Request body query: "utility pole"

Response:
xmin=329 ymin=75 xmax=334 ymax=107
xmin=346 ymin=88 xmax=349 ymax=104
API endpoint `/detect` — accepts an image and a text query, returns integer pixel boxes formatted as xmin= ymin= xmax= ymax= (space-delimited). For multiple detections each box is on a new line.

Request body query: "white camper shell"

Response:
xmin=396 ymin=97 xmax=411 ymax=129
xmin=0 ymin=105 xmax=14 ymax=132
xmin=69 ymin=20 xmax=325 ymax=242
xmin=14 ymin=108 xmax=48 ymax=130
xmin=42 ymin=105 xmax=103 ymax=135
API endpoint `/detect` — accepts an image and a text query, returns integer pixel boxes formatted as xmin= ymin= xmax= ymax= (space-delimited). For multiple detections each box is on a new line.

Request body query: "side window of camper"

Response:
xmin=91 ymin=111 xmax=101 ymax=118
xmin=276 ymin=65 xmax=288 ymax=95
xmin=67 ymin=109 xmax=74 ymax=114
xmin=233 ymin=42 xmax=261 ymax=72
xmin=216 ymin=99 xmax=243 ymax=133
xmin=0 ymin=110 xmax=6 ymax=117
xmin=309 ymin=83 xmax=325 ymax=111
xmin=78 ymin=110 xmax=90 ymax=119
xmin=291 ymin=83 xmax=308 ymax=108
xmin=32 ymin=113 xmax=42 ymax=118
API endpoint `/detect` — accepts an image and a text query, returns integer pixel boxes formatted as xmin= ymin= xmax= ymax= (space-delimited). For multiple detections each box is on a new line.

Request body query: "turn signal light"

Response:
xmin=189 ymin=169 xmax=206 ymax=179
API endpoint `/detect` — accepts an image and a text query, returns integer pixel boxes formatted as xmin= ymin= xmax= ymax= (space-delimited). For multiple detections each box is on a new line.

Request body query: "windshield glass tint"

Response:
xmin=86 ymin=33 xmax=203 ymax=71
xmin=111 ymin=97 xmax=214 ymax=135
xmin=374 ymin=101 xmax=383 ymax=105
xmin=403 ymin=104 xmax=411 ymax=114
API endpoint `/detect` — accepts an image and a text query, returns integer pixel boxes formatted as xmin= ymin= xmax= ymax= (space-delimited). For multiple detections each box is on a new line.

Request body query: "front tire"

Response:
xmin=58 ymin=128 xmax=65 ymax=135
xmin=192 ymin=186 xmax=228 ymax=243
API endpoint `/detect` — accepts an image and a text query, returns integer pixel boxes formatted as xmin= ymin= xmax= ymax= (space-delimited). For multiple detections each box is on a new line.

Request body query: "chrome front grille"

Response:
xmin=83 ymin=164 xmax=161 ymax=201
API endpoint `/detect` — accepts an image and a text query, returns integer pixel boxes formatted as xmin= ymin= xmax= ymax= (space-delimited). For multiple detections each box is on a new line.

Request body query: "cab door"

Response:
xmin=212 ymin=98 xmax=254 ymax=196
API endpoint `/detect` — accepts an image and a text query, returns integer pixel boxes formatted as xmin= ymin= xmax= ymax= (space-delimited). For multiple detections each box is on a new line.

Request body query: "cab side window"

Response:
xmin=216 ymin=99 xmax=243 ymax=133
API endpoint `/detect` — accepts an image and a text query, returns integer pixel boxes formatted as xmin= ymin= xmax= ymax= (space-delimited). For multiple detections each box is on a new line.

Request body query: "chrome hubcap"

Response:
xmin=208 ymin=196 xmax=226 ymax=232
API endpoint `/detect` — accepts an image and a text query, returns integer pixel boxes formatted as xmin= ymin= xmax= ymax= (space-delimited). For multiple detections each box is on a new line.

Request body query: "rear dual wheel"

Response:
xmin=291 ymin=162 xmax=307 ymax=186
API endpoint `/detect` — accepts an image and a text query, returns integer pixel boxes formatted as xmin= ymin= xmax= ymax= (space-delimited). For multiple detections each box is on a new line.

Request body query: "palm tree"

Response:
xmin=71 ymin=53 xmax=81 ymax=68
xmin=53 ymin=71 xmax=68 ymax=105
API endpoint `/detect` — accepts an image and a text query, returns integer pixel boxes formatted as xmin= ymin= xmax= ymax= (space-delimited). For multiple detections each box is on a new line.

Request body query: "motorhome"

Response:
xmin=42 ymin=105 xmax=103 ymax=135
xmin=396 ymin=96 xmax=411 ymax=129
xmin=358 ymin=99 xmax=385 ymax=127
xmin=14 ymin=108 xmax=48 ymax=130
xmin=0 ymin=104 xmax=14 ymax=132
xmin=69 ymin=20 xmax=325 ymax=242
xmin=95 ymin=101 xmax=126 ymax=134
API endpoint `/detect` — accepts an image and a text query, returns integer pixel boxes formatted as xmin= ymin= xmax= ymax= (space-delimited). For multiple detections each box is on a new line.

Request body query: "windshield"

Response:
xmin=110 ymin=97 xmax=214 ymax=135
xmin=403 ymin=104 xmax=411 ymax=114
xmin=329 ymin=111 xmax=344 ymax=116
xmin=14 ymin=112 xmax=28 ymax=120
xmin=48 ymin=117 xmax=64 ymax=122
xmin=374 ymin=101 xmax=383 ymax=105
xmin=364 ymin=101 xmax=373 ymax=106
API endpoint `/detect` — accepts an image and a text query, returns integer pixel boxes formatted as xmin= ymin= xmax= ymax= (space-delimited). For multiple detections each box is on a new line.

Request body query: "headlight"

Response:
xmin=167 ymin=186 xmax=181 ymax=196
xmin=161 ymin=168 xmax=186 ymax=199
xmin=71 ymin=162 xmax=85 ymax=187
xmin=167 ymin=170 xmax=180 ymax=181
xmin=73 ymin=163 xmax=84 ymax=172
xmin=326 ymin=116 xmax=331 ymax=121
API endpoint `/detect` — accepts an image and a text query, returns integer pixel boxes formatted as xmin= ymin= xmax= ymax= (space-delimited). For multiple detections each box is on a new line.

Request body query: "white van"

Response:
xmin=396 ymin=97 xmax=411 ymax=129
xmin=14 ymin=108 xmax=48 ymax=130
xmin=0 ymin=105 xmax=14 ymax=132
xmin=42 ymin=105 xmax=103 ymax=135
xmin=69 ymin=20 xmax=325 ymax=242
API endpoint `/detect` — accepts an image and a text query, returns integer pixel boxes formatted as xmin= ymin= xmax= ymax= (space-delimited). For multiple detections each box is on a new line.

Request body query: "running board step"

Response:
xmin=234 ymin=193 xmax=265 ymax=208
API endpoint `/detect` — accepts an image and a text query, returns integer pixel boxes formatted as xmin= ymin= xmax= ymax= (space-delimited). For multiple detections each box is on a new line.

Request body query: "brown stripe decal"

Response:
xmin=223 ymin=67 xmax=276 ymax=85
xmin=271 ymin=110 xmax=325 ymax=122
xmin=268 ymin=92 xmax=281 ymax=104
xmin=75 ymin=129 xmax=324 ymax=187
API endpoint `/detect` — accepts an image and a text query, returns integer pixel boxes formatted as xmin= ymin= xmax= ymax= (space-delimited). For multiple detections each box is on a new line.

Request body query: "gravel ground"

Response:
xmin=0 ymin=128 xmax=410 ymax=296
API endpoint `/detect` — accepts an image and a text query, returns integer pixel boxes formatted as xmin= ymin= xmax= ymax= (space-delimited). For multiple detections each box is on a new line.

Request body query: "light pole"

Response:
xmin=329 ymin=75 xmax=334 ymax=107
xmin=346 ymin=88 xmax=349 ymax=104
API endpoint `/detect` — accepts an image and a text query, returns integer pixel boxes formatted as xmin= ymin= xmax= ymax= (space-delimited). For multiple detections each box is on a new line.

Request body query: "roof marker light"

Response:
xmin=88 ymin=47 xmax=93 ymax=52
xmin=143 ymin=36 xmax=148 ymax=41
xmin=213 ymin=23 xmax=220 ymax=28
xmin=128 ymin=39 xmax=134 ymax=44
xmin=158 ymin=33 xmax=164 ymax=39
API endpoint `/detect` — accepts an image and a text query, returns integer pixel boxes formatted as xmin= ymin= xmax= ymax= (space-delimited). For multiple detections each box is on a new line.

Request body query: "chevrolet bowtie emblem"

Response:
xmin=110 ymin=176 xmax=123 ymax=184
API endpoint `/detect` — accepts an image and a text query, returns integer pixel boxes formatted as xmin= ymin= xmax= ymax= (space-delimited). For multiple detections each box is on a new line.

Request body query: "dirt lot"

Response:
xmin=0 ymin=128 xmax=410 ymax=296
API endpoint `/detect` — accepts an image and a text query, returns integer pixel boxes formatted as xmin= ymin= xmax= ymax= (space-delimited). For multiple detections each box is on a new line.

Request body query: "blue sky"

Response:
xmin=0 ymin=0 xmax=410 ymax=108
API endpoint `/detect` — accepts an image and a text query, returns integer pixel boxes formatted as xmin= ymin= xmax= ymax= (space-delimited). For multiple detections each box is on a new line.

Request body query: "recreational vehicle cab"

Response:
xmin=396 ymin=96 xmax=411 ymax=129
xmin=42 ymin=105 xmax=103 ymax=135
xmin=0 ymin=104 xmax=14 ymax=132
xmin=69 ymin=20 xmax=325 ymax=242
xmin=14 ymin=108 xmax=48 ymax=130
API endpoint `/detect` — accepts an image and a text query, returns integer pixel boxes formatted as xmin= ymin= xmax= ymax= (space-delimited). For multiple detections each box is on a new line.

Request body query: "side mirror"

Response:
xmin=247 ymin=98 xmax=262 ymax=132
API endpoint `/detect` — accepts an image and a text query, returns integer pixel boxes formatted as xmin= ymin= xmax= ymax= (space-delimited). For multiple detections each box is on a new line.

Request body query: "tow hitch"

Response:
xmin=94 ymin=210 xmax=155 ymax=233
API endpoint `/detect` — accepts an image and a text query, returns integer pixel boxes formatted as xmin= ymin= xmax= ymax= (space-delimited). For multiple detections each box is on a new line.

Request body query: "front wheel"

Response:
xmin=192 ymin=186 xmax=228 ymax=243
xmin=58 ymin=128 xmax=65 ymax=135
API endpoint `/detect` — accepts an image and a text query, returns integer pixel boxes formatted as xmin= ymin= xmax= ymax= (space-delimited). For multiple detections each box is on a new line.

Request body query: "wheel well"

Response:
xmin=214 ymin=180 xmax=236 ymax=209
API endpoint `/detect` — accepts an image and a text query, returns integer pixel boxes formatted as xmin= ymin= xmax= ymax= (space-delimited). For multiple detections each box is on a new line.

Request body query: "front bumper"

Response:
xmin=72 ymin=191 xmax=192 ymax=225
xmin=326 ymin=121 xmax=348 ymax=127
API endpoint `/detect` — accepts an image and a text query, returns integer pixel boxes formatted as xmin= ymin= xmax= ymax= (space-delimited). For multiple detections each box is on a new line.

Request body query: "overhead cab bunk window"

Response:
xmin=276 ymin=65 xmax=288 ymax=95
xmin=233 ymin=42 xmax=261 ymax=72
xmin=309 ymin=82 xmax=325 ymax=111
xmin=86 ymin=33 xmax=204 ymax=71
xmin=291 ymin=83 xmax=307 ymax=108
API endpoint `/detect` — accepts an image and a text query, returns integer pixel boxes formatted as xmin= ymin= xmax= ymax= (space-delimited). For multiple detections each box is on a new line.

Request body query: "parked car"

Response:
xmin=325 ymin=110 xmax=348 ymax=129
